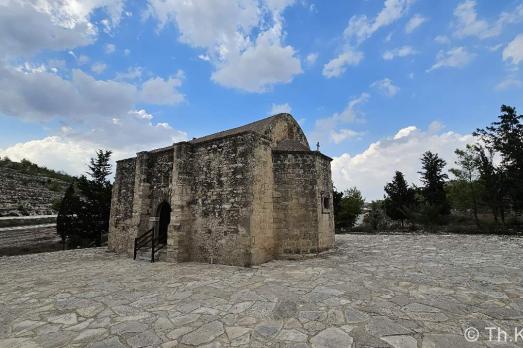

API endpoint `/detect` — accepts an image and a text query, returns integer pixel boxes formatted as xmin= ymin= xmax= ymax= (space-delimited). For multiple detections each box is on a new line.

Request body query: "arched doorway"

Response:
xmin=156 ymin=202 xmax=171 ymax=244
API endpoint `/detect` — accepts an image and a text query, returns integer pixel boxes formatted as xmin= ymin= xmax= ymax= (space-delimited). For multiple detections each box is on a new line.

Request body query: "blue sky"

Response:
xmin=0 ymin=0 xmax=522 ymax=199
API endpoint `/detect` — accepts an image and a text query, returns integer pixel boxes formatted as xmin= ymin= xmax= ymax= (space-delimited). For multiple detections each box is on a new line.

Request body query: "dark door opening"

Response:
xmin=157 ymin=202 xmax=171 ymax=244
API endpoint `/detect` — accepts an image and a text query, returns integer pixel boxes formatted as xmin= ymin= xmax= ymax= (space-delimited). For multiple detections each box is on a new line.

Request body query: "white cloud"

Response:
xmin=0 ymin=136 xmax=99 ymax=176
xmin=331 ymin=124 xmax=474 ymax=200
xmin=60 ymin=109 xmax=187 ymax=151
xmin=211 ymin=28 xmax=302 ymax=92
xmin=322 ymin=49 xmax=363 ymax=78
xmin=343 ymin=0 xmax=413 ymax=44
xmin=405 ymin=14 xmax=427 ymax=33
xmin=91 ymin=62 xmax=107 ymax=74
xmin=0 ymin=62 xmax=136 ymax=122
xmin=77 ymin=54 xmax=90 ymax=65
xmin=503 ymin=33 xmax=523 ymax=65
xmin=147 ymin=0 xmax=301 ymax=93
xmin=105 ymin=43 xmax=116 ymax=54
xmin=140 ymin=76 xmax=185 ymax=105
xmin=495 ymin=77 xmax=522 ymax=91
xmin=311 ymin=93 xmax=369 ymax=144
xmin=0 ymin=0 xmax=124 ymax=57
xmin=453 ymin=1 xmax=523 ymax=40
xmin=0 ymin=61 xmax=185 ymax=122
xmin=147 ymin=0 xmax=259 ymax=49
xmin=115 ymin=66 xmax=143 ymax=81
xmin=427 ymin=47 xmax=474 ymax=72
xmin=330 ymin=129 xmax=364 ymax=144
xmin=382 ymin=46 xmax=417 ymax=60
xmin=371 ymin=78 xmax=400 ymax=97
xmin=0 ymin=110 xmax=188 ymax=176
xmin=271 ymin=103 xmax=292 ymax=114
xmin=434 ymin=35 xmax=450 ymax=45
xmin=306 ymin=52 xmax=318 ymax=66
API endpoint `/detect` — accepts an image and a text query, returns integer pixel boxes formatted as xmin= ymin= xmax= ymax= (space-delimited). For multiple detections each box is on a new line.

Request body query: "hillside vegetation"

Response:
xmin=0 ymin=157 xmax=75 ymax=217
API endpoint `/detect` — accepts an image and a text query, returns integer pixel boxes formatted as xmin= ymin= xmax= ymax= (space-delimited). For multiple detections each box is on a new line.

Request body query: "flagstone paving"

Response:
xmin=1 ymin=233 xmax=523 ymax=347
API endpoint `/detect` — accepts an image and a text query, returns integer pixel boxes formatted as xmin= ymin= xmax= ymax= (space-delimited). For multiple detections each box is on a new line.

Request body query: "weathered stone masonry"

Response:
xmin=108 ymin=114 xmax=335 ymax=266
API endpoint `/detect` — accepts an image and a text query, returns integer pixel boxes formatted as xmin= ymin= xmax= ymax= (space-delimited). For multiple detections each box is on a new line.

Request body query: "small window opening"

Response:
xmin=322 ymin=196 xmax=330 ymax=212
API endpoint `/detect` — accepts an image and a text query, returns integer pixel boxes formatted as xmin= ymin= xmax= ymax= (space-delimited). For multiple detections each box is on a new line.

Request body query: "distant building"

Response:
xmin=108 ymin=114 xmax=334 ymax=266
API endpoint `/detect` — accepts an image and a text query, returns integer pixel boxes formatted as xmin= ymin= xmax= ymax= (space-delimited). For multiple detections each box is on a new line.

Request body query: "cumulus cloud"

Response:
xmin=427 ymin=47 xmax=474 ymax=72
xmin=330 ymin=129 xmax=364 ymax=144
xmin=382 ymin=46 xmax=417 ymax=60
xmin=343 ymin=0 xmax=414 ymax=45
xmin=0 ymin=61 xmax=186 ymax=123
xmin=140 ymin=75 xmax=185 ymax=105
xmin=405 ymin=14 xmax=427 ymax=33
xmin=271 ymin=103 xmax=292 ymax=114
xmin=322 ymin=49 xmax=363 ymax=78
xmin=211 ymin=28 xmax=302 ymax=92
xmin=0 ymin=0 xmax=124 ymax=57
xmin=331 ymin=124 xmax=475 ymax=200
xmin=147 ymin=0 xmax=302 ymax=92
xmin=0 ymin=63 xmax=136 ymax=122
xmin=453 ymin=0 xmax=523 ymax=40
xmin=371 ymin=78 xmax=400 ymax=97
xmin=503 ymin=33 xmax=523 ymax=65
xmin=0 ymin=110 xmax=188 ymax=176
xmin=311 ymin=93 xmax=369 ymax=144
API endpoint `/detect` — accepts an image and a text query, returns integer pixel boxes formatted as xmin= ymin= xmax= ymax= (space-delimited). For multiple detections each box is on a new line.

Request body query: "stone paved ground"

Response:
xmin=1 ymin=234 xmax=523 ymax=348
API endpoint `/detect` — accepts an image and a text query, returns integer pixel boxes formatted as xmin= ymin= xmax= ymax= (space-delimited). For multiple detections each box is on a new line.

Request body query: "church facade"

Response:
xmin=108 ymin=113 xmax=334 ymax=266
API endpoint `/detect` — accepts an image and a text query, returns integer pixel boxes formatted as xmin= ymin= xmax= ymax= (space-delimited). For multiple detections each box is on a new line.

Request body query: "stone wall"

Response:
xmin=107 ymin=114 xmax=335 ymax=266
xmin=249 ymin=139 xmax=275 ymax=265
xmin=148 ymin=149 xmax=174 ymax=214
xmin=315 ymin=155 xmax=335 ymax=251
xmin=108 ymin=158 xmax=136 ymax=253
xmin=273 ymin=152 xmax=319 ymax=255
xmin=187 ymin=133 xmax=262 ymax=266
xmin=265 ymin=114 xmax=309 ymax=149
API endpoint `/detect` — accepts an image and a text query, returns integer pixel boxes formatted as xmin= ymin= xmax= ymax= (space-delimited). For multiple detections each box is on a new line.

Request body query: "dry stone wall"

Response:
xmin=0 ymin=167 xmax=69 ymax=217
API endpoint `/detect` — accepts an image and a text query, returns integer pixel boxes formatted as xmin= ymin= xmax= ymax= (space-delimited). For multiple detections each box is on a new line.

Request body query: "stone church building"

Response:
xmin=108 ymin=113 xmax=334 ymax=266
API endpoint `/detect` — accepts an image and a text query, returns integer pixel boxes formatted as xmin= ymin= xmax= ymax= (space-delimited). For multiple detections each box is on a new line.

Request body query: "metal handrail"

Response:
xmin=133 ymin=227 xmax=166 ymax=263
xmin=133 ymin=228 xmax=153 ymax=260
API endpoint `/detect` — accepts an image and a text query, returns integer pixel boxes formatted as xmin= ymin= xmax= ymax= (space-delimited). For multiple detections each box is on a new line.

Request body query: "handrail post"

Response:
xmin=151 ymin=237 xmax=155 ymax=263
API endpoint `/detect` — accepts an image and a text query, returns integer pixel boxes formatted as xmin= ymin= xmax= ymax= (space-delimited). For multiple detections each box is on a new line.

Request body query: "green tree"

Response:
xmin=475 ymin=145 xmax=508 ymax=226
xmin=418 ymin=151 xmax=450 ymax=224
xmin=383 ymin=171 xmax=416 ymax=227
xmin=474 ymin=105 xmax=523 ymax=215
xmin=334 ymin=187 xmax=365 ymax=231
xmin=58 ymin=150 xmax=113 ymax=248
xmin=366 ymin=200 xmax=386 ymax=231
xmin=449 ymin=145 xmax=482 ymax=227
xmin=56 ymin=184 xmax=81 ymax=248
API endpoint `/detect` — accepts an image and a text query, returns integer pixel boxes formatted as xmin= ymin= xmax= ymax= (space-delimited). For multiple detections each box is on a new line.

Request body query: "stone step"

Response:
xmin=134 ymin=246 xmax=167 ymax=262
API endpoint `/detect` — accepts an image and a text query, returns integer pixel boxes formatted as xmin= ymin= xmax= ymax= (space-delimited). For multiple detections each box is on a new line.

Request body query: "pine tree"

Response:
xmin=384 ymin=171 xmax=415 ymax=227
xmin=474 ymin=105 xmax=523 ymax=215
xmin=418 ymin=151 xmax=450 ymax=223
xmin=77 ymin=150 xmax=113 ymax=247
xmin=56 ymin=183 xmax=81 ymax=248
xmin=449 ymin=145 xmax=481 ymax=227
